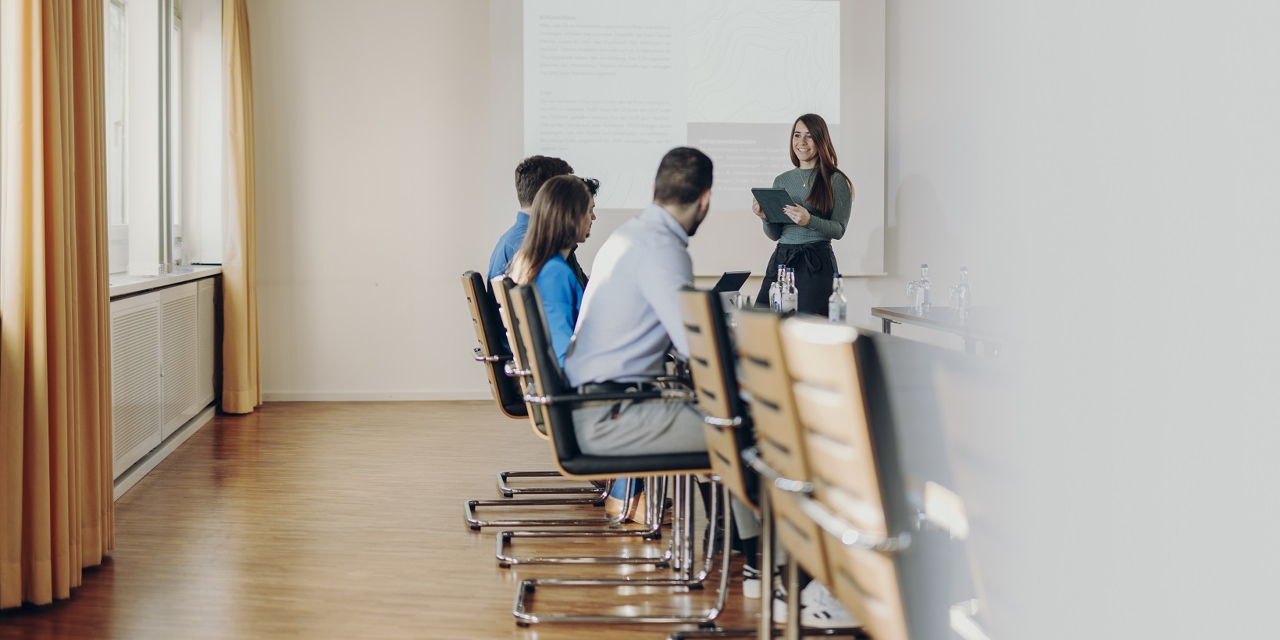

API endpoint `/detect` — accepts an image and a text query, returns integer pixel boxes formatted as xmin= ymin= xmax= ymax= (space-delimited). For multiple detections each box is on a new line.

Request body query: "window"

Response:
xmin=104 ymin=0 xmax=222 ymax=276
xmin=106 ymin=0 xmax=128 ymax=272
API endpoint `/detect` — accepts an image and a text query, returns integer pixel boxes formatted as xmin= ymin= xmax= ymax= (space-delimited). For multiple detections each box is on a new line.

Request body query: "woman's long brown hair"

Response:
xmin=508 ymin=175 xmax=591 ymax=284
xmin=789 ymin=113 xmax=850 ymax=218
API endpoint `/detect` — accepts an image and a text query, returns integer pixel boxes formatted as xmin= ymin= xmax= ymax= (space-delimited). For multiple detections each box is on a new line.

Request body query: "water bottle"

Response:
xmin=949 ymin=266 xmax=972 ymax=321
xmin=771 ymin=264 xmax=786 ymax=312
xmin=918 ymin=263 xmax=932 ymax=313
xmin=783 ymin=268 xmax=798 ymax=315
xmin=828 ymin=274 xmax=847 ymax=323
xmin=783 ymin=267 xmax=793 ymax=312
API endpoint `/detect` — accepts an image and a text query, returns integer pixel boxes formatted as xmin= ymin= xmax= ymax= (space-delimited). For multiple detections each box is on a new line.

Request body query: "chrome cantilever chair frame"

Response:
xmin=488 ymin=276 xmax=679 ymax=565
xmin=461 ymin=271 xmax=611 ymax=531
xmin=505 ymin=283 xmax=730 ymax=628
xmin=495 ymin=474 xmax=670 ymax=568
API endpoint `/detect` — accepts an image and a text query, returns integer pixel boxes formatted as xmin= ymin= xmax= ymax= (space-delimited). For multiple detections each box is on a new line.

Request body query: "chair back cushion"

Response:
xmin=511 ymin=284 xmax=580 ymax=461
xmin=461 ymin=271 xmax=526 ymax=418
xmin=492 ymin=275 xmax=547 ymax=437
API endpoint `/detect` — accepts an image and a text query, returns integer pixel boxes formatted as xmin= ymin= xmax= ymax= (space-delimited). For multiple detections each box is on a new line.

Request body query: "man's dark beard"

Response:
xmin=686 ymin=204 xmax=710 ymax=236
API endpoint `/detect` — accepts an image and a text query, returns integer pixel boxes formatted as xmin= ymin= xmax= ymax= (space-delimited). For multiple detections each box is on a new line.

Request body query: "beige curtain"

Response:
xmin=0 ymin=0 xmax=114 ymax=609
xmin=221 ymin=0 xmax=260 ymax=414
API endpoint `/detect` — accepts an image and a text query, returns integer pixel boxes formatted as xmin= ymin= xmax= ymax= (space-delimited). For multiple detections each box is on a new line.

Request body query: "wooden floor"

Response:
xmin=0 ymin=401 xmax=759 ymax=639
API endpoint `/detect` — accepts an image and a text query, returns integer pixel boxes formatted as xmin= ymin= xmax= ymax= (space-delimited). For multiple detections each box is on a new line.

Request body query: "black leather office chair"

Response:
xmin=493 ymin=274 xmax=671 ymax=567
xmin=507 ymin=283 xmax=733 ymax=628
xmin=461 ymin=271 xmax=607 ymax=531
xmin=463 ymin=270 xmax=527 ymax=419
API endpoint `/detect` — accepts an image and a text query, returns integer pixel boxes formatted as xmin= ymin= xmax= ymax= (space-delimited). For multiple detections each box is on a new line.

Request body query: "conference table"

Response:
xmin=871 ymin=306 xmax=1009 ymax=356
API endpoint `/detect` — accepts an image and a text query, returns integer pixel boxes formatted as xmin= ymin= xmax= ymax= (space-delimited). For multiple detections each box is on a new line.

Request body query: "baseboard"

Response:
xmin=114 ymin=403 xmax=217 ymax=501
xmin=261 ymin=391 xmax=493 ymax=402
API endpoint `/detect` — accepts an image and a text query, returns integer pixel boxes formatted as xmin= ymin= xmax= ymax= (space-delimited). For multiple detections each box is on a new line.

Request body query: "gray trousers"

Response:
xmin=573 ymin=398 xmax=760 ymax=540
xmin=573 ymin=399 xmax=708 ymax=456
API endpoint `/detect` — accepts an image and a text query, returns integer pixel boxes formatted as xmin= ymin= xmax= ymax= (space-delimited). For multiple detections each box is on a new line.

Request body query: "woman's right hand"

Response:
xmin=752 ymin=197 xmax=767 ymax=220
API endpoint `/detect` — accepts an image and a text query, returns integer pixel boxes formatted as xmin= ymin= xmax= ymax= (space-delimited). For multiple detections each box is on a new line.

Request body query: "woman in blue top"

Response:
xmin=507 ymin=174 xmax=597 ymax=366
xmin=509 ymin=176 xmax=643 ymax=520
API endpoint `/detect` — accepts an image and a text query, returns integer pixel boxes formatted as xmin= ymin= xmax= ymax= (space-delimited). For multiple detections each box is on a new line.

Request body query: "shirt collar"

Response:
xmin=641 ymin=203 xmax=689 ymax=246
xmin=515 ymin=211 xmax=529 ymax=226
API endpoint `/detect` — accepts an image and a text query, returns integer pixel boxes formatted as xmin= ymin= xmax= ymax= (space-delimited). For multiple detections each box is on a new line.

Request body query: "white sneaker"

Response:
xmin=771 ymin=587 xmax=791 ymax=621
xmin=742 ymin=565 xmax=762 ymax=599
xmin=799 ymin=582 xmax=860 ymax=628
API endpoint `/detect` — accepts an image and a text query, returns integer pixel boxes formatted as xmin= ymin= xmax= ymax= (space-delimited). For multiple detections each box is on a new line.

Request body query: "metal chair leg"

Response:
xmin=670 ymin=629 xmax=859 ymax=640
xmin=665 ymin=488 xmax=865 ymax=640
xmin=464 ymin=495 xmax=613 ymax=530
xmin=496 ymin=476 xmax=669 ymax=567
xmin=511 ymin=476 xmax=734 ymax=627
xmin=496 ymin=470 xmax=605 ymax=497
xmin=785 ymin=557 xmax=801 ymax=640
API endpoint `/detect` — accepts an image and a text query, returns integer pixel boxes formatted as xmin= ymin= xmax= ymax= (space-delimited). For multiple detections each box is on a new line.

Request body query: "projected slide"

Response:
xmin=525 ymin=0 xmax=840 ymax=209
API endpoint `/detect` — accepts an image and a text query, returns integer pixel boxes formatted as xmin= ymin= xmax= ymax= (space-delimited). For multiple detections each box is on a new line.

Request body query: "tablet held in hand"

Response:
xmin=750 ymin=188 xmax=798 ymax=224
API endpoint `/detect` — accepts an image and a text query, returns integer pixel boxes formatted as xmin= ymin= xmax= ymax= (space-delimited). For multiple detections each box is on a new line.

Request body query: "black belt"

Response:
xmin=578 ymin=381 xmax=660 ymax=395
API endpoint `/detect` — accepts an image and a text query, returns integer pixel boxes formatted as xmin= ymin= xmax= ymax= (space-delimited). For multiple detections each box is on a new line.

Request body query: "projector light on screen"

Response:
xmin=524 ymin=0 xmax=840 ymax=210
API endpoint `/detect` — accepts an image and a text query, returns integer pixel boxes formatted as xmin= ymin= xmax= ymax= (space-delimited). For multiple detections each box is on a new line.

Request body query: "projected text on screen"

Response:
xmin=525 ymin=0 xmax=840 ymax=209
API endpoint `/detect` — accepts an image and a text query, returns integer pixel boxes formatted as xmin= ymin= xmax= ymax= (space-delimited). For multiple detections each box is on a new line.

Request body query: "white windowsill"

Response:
xmin=109 ymin=264 xmax=223 ymax=299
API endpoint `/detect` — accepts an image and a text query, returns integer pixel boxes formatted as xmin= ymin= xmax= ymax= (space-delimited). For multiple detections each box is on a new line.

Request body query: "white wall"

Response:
xmin=880 ymin=3 xmax=1280 ymax=640
xmin=250 ymin=0 xmax=497 ymax=400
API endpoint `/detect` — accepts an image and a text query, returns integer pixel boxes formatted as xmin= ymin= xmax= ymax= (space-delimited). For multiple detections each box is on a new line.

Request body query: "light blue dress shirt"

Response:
xmin=564 ymin=204 xmax=694 ymax=386
xmin=488 ymin=211 xmax=528 ymax=281
xmin=534 ymin=253 xmax=584 ymax=366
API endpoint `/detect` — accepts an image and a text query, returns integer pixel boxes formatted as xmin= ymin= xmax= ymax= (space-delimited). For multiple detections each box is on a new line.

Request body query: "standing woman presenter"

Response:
xmin=752 ymin=114 xmax=853 ymax=315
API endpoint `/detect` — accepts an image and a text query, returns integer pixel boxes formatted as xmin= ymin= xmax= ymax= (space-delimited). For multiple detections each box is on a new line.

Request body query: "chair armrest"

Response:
xmin=474 ymin=347 xmax=509 ymax=364
xmin=795 ymin=494 xmax=911 ymax=554
xmin=743 ymin=445 xmax=911 ymax=554
xmin=689 ymin=405 xmax=748 ymax=429
xmin=742 ymin=446 xmax=812 ymax=495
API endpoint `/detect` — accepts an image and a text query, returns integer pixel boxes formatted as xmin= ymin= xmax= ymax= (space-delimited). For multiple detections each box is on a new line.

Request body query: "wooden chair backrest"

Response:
xmin=732 ymin=308 xmax=829 ymax=586
xmin=780 ymin=319 xmax=907 ymax=640
xmin=679 ymin=289 xmax=755 ymax=510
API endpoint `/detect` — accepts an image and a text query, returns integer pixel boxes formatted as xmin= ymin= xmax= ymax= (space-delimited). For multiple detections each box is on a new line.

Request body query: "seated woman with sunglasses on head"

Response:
xmin=507 ymin=174 xmax=598 ymax=366
xmin=507 ymin=175 xmax=643 ymax=520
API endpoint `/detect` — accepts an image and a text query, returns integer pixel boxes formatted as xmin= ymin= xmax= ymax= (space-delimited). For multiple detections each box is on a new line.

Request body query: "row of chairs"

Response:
xmin=464 ymin=271 xmax=732 ymax=627
xmin=462 ymin=270 xmax=973 ymax=639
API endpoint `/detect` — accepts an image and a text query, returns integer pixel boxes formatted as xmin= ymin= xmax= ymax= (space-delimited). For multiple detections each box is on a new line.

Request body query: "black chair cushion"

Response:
xmin=558 ymin=451 xmax=711 ymax=477
xmin=503 ymin=398 xmax=527 ymax=418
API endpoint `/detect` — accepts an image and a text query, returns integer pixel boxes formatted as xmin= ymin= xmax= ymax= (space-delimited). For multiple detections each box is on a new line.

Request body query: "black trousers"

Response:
xmin=753 ymin=241 xmax=837 ymax=317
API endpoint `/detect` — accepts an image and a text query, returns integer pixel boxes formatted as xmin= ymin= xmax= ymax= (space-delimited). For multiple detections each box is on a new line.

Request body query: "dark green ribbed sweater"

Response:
xmin=762 ymin=167 xmax=853 ymax=244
